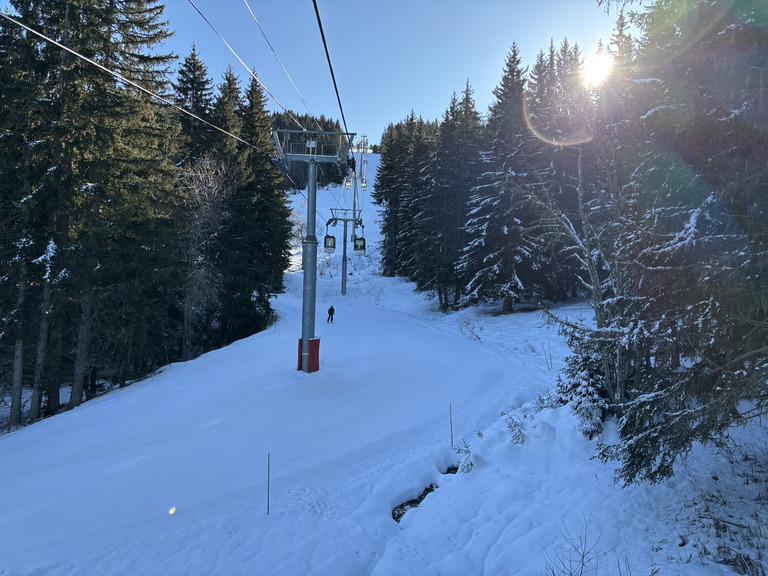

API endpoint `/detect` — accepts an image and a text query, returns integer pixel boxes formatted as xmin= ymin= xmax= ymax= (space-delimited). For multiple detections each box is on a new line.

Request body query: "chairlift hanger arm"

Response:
xmin=271 ymin=129 xmax=355 ymax=167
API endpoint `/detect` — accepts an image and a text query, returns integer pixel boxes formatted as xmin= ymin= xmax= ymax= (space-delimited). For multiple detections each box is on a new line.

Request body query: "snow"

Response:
xmin=1 ymin=153 xmax=766 ymax=576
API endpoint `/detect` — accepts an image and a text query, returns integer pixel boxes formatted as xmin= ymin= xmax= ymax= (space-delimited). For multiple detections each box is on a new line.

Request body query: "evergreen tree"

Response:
xmin=538 ymin=0 xmax=768 ymax=483
xmin=1 ymin=0 xmax=180 ymax=419
xmin=395 ymin=113 xmax=436 ymax=280
xmin=372 ymin=122 xmax=410 ymax=276
xmin=15 ymin=0 xmax=126 ymax=411
xmin=602 ymin=0 xmax=768 ymax=483
xmin=172 ymin=44 xmax=215 ymax=163
xmin=414 ymin=84 xmax=484 ymax=310
xmin=216 ymin=72 xmax=291 ymax=345
xmin=525 ymin=40 xmax=587 ymax=302
xmin=94 ymin=0 xmax=181 ymax=388
xmin=210 ymin=65 xmax=243 ymax=162
xmin=461 ymin=43 xmax=544 ymax=309
xmin=553 ymin=19 xmax=647 ymax=439
xmin=0 ymin=0 xmax=52 ymax=426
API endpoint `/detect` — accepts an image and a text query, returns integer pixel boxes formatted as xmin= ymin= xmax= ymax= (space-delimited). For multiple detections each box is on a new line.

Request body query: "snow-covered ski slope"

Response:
xmin=1 ymin=153 xmax=764 ymax=576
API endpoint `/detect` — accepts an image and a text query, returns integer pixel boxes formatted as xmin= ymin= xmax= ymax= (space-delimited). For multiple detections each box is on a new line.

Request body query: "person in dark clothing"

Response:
xmin=327 ymin=305 xmax=335 ymax=323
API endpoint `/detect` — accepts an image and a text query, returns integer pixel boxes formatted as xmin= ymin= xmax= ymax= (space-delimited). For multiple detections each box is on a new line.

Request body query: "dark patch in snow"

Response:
xmin=392 ymin=483 xmax=437 ymax=523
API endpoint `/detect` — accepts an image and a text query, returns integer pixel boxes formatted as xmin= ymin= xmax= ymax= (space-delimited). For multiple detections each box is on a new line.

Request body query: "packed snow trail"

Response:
xmin=2 ymin=154 xmax=762 ymax=576
xmin=0 ymin=259 xmax=523 ymax=575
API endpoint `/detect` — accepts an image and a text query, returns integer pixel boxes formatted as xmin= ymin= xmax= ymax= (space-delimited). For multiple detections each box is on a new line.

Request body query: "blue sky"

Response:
xmin=163 ymin=0 xmax=623 ymax=145
xmin=1 ymin=0 xmax=624 ymax=145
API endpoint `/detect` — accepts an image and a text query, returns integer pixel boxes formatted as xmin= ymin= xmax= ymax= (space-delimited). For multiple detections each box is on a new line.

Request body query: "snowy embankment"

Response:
xmin=0 ymin=154 xmax=765 ymax=576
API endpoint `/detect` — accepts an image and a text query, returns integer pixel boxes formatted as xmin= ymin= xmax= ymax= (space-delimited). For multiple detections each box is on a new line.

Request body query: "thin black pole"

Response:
xmin=267 ymin=453 xmax=271 ymax=515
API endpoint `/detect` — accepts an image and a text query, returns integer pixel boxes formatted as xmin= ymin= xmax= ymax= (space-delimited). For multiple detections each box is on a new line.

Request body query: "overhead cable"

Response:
xmin=311 ymin=0 xmax=355 ymax=160
xmin=242 ymin=0 xmax=323 ymax=132
xmin=0 ymin=11 xmax=296 ymax=186
xmin=186 ymin=0 xmax=307 ymax=132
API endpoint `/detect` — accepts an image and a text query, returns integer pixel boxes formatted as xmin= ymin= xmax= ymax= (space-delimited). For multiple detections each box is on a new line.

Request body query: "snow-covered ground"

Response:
xmin=1 ymin=154 xmax=765 ymax=576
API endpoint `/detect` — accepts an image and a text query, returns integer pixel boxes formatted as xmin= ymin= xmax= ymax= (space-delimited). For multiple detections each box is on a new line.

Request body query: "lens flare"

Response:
xmin=522 ymin=97 xmax=594 ymax=148
xmin=582 ymin=52 xmax=614 ymax=88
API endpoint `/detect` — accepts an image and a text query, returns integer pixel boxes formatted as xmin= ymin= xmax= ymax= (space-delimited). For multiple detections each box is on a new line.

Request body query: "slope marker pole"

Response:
xmin=267 ymin=453 xmax=271 ymax=516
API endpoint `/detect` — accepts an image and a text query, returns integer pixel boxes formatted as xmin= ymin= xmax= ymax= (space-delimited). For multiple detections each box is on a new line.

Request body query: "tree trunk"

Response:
xmin=575 ymin=145 xmax=617 ymax=405
xmin=69 ymin=286 xmax=93 ymax=410
xmin=10 ymin=340 xmax=24 ymax=428
xmin=29 ymin=276 xmax=52 ymax=422
xmin=182 ymin=293 xmax=193 ymax=361
xmin=9 ymin=258 xmax=28 ymax=428
xmin=45 ymin=325 xmax=62 ymax=416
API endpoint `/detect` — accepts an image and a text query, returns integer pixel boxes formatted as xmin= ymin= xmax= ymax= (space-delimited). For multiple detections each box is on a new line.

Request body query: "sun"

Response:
xmin=582 ymin=52 xmax=614 ymax=88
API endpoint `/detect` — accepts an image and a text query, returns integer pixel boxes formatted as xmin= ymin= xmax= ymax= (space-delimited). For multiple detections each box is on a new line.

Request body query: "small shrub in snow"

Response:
xmin=504 ymin=414 xmax=526 ymax=447
xmin=535 ymin=391 xmax=563 ymax=411
xmin=457 ymin=313 xmax=482 ymax=342
xmin=455 ymin=439 xmax=475 ymax=473
xmin=542 ymin=521 xmax=607 ymax=576
xmin=556 ymin=354 xmax=607 ymax=439
xmin=524 ymin=339 xmax=537 ymax=354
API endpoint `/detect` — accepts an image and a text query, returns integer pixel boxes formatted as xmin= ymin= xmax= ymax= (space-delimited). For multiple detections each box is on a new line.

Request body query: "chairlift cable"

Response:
xmin=0 ymin=11 xmax=298 ymax=186
xmin=310 ymin=0 xmax=360 ymax=232
xmin=241 ymin=0 xmax=324 ymax=132
xmin=186 ymin=0 xmax=307 ymax=133
xmin=311 ymin=0 xmax=355 ymax=164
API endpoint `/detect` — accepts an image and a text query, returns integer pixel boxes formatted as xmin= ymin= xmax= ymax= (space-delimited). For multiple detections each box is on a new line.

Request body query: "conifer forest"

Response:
xmin=2 ymin=0 xmax=768 ymax=488
xmin=1 ymin=2 xmax=296 ymax=425
xmin=372 ymin=2 xmax=768 ymax=483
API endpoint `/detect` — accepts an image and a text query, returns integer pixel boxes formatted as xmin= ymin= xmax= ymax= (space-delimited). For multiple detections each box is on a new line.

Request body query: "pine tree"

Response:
xmin=414 ymin=84 xmax=484 ymax=310
xmin=216 ymin=72 xmax=291 ymax=345
xmin=0 ymin=0 xmax=181 ymax=417
xmin=173 ymin=44 xmax=215 ymax=163
xmin=533 ymin=0 xmax=768 ymax=483
xmin=526 ymin=30 xmax=646 ymax=438
xmin=461 ymin=43 xmax=544 ymax=309
xmin=61 ymin=0 xmax=180 ymax=406
xmin=4 ymin=0 xmax=121 ymax=412
xmin=603 ymin=0 xmax=768 ymax=483
xmin=395 ymin=113 xmax=436 ymax=280
xmin=372 ymin=122 xmax=410 ymax=277
xmin=0 ymin=0 xmax=52 ymax=426
xmin=525 ymin=41 xmax=586 ymax=303
xmin=210 ymin=65 xmax=244 ymax=162
xmin=90 ymin=0 xmax=182 ymax=388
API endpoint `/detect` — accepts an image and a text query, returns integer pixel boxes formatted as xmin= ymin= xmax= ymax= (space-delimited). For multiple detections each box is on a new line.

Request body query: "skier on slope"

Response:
xmin=327 ymin=305 xmax=335 ymax=323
